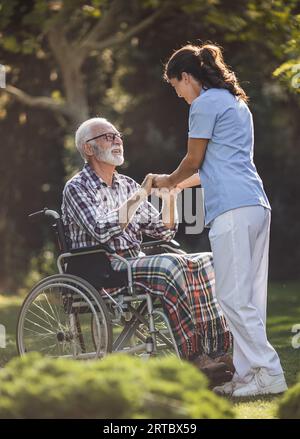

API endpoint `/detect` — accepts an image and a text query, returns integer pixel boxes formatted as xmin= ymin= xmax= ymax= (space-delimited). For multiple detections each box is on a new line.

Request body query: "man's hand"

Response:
xmin=141 ymin=173 xmax=155 ymax=196
xmin=152 ymin=174 xmax=174 ymax=189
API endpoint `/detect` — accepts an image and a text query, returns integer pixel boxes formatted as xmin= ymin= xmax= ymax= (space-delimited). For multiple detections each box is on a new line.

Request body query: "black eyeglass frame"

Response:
xmin=85 ymin=132 xmax=123 ymax=143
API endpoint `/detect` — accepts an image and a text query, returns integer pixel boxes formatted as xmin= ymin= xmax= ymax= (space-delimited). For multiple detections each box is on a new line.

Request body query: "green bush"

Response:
xmin=277 ymin=379 xmax=300 ymax=419
xmin=0 ymin=353 xmax=234 ymax=419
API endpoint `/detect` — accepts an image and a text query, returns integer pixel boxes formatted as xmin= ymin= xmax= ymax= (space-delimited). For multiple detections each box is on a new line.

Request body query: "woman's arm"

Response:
xmin=153 ymin=138 xmax=208 ymax=188
xmin=176 ymin=173 xmax=201 ymax=189
xmin=169 ymin=138 xmax=208 ymax=185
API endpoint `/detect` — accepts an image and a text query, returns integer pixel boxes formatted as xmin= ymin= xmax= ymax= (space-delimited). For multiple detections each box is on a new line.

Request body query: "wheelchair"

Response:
xmin=17 ymin=208 xmax=187 ymax=360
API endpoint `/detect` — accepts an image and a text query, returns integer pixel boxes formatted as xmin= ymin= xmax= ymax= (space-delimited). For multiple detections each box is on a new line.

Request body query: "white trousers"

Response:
xmin=209 ymin=205 xmax=283 ymax=382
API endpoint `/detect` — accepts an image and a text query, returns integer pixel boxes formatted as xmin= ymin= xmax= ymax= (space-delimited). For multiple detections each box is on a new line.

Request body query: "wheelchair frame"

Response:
xmin=17 ymin=208 xmax=186 ymax=360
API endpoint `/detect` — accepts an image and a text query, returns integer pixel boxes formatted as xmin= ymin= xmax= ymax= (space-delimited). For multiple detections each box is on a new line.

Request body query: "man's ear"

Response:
xmin=83 ymin=142 xmax=94 ymax=158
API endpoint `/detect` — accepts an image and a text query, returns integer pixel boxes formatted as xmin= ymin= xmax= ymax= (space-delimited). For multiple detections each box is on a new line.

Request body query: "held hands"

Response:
xmin=121 ymin=173 xmax=179 ymax=230
xmin=152 ymin=174 xmax=173 ymax=190
xmin=141 ymin=173 xmax=181 ymax=200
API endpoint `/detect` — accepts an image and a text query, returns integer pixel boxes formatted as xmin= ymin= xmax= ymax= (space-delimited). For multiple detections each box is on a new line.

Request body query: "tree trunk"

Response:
xmin=47 ymin=28 xmax=89 ymax=130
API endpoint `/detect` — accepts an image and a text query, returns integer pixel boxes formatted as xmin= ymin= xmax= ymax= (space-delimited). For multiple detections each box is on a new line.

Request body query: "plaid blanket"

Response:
xmin=109 ymin=251 xmax=231 ymax=360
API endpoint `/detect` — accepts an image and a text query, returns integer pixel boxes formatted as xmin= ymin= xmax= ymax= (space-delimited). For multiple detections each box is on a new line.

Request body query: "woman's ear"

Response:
xmin=181 ymin=71 xmax=189 ymax=83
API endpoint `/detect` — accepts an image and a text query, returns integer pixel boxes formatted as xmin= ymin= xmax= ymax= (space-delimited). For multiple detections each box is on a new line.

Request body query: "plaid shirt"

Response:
xmin=61 ymin=163 xmax=178 ymax=253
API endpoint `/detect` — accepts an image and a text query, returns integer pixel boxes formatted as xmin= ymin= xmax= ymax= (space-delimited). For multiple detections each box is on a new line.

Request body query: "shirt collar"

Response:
xmin=82 ymin=162 xmax=121 ymax=189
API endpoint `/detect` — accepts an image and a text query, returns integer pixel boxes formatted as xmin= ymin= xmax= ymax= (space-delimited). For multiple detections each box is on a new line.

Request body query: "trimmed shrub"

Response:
xmin=277 ymin=380 xmax=300 ymax=419
xmin=0 ymin=353 xmax=234 ymax=419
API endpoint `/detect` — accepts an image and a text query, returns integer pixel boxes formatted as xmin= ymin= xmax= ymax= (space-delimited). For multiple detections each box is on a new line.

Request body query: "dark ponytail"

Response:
xmin=164 ymin=43 xmax=248 ymax=103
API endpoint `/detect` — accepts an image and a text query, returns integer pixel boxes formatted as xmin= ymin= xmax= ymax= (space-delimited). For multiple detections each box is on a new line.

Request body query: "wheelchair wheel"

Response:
xmin=17 ymin=274 xmax=112 ymax=359
xmin=134 ymin=309 xmax=179 ymax=357
xmin=91 ymin=298 xmax=179 ymax=358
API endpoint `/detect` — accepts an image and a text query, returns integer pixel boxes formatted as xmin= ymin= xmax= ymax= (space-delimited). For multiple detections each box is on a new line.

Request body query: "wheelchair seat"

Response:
xmin=65 ymin=250 xmax=128 ymax=289
xmin=29 ymin=207 xmax=128 ymax=289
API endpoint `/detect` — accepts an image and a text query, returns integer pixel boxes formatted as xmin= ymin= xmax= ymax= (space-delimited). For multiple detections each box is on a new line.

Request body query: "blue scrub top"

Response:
xmin=188 ymin=88 xmax=271 ymax=227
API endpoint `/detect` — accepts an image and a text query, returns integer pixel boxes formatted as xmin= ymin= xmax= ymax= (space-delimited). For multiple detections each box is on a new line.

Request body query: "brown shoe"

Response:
xmin=214 ymin=353 xmax=235 ymax=374
xmin=192 ymin=354 xmax=233 ymax=386
xmin=191 ymin=354 xmax=213 ymax=368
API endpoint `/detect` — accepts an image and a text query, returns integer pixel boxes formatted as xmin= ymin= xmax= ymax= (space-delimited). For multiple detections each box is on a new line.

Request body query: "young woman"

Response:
xmin=153 ymin=43 xmax=287 ymax=396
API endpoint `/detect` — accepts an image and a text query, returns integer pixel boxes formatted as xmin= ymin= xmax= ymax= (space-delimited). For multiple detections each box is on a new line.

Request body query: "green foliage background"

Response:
xmin=0 ymin=0 xmax=299 ymax=290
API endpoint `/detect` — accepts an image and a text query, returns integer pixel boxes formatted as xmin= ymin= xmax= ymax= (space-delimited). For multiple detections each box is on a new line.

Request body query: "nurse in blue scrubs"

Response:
xmin=153 ymin=43 xmax=287 ymax=397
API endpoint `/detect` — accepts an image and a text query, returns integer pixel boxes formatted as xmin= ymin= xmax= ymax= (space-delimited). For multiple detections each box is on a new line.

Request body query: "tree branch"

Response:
xmin=4 ymin=85 xmax=70 ymax=116
xmin=79 ymin=6 xmax=169 ymax=53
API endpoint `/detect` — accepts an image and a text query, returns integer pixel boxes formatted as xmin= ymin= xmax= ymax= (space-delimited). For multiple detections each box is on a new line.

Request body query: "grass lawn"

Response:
xmin=0 ymin=281 xmax=299 ymax=419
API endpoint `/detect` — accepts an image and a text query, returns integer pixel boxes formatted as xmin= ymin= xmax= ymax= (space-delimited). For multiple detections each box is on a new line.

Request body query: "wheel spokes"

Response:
xmin=20 ymin=282 xmax=107 ymax=359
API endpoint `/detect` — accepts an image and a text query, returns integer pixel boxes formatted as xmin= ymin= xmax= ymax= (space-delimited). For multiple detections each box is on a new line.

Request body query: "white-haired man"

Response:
xmin=61 ymin=117 xmax=233 ymax=379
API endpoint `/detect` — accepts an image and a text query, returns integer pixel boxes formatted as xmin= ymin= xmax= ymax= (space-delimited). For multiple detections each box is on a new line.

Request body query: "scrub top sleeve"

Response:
xmin=188 ymin=98 xmax=218 ymax=139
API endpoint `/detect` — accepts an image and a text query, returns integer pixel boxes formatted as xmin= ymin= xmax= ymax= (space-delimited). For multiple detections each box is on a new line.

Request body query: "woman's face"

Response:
xmin=169 ymin=73 xmax=201 ymax=105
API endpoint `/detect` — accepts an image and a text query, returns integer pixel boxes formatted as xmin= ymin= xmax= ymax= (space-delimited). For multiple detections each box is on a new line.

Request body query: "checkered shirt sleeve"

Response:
xmin=137 ymin=199 xmax=178 ymax=241
xmin=63 ymin=182 xmax=123 ymax=244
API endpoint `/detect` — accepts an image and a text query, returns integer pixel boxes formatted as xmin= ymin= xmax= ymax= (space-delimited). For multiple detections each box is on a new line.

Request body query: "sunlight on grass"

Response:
xmin=0 ymin=295 xmax=23 ymax=307
xmin=234 ymin=397 xmax=279 ymax=419
xmin=0 ymin=294 xmax=22 ymax=366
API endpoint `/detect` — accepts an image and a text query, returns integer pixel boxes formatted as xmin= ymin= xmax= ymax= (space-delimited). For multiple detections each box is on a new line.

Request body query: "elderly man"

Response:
xmin=61 ymin=117 xmax=233 ymax=377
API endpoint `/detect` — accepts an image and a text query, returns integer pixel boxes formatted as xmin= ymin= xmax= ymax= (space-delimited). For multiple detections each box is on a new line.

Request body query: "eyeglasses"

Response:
xmin=86 ymin=132 xmax=123 ymax=143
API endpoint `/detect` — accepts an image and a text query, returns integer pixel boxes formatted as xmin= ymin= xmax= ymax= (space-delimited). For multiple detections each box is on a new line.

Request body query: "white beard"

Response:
xmin=95 ymin=144 xmax=124 ymax=166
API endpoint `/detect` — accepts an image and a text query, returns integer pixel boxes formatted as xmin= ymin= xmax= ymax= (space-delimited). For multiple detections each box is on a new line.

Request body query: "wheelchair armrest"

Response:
xmin=68 ymin=243 xmax=114 ymax=255
xmin=141 ymin=239 xmax=181 ymax=250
